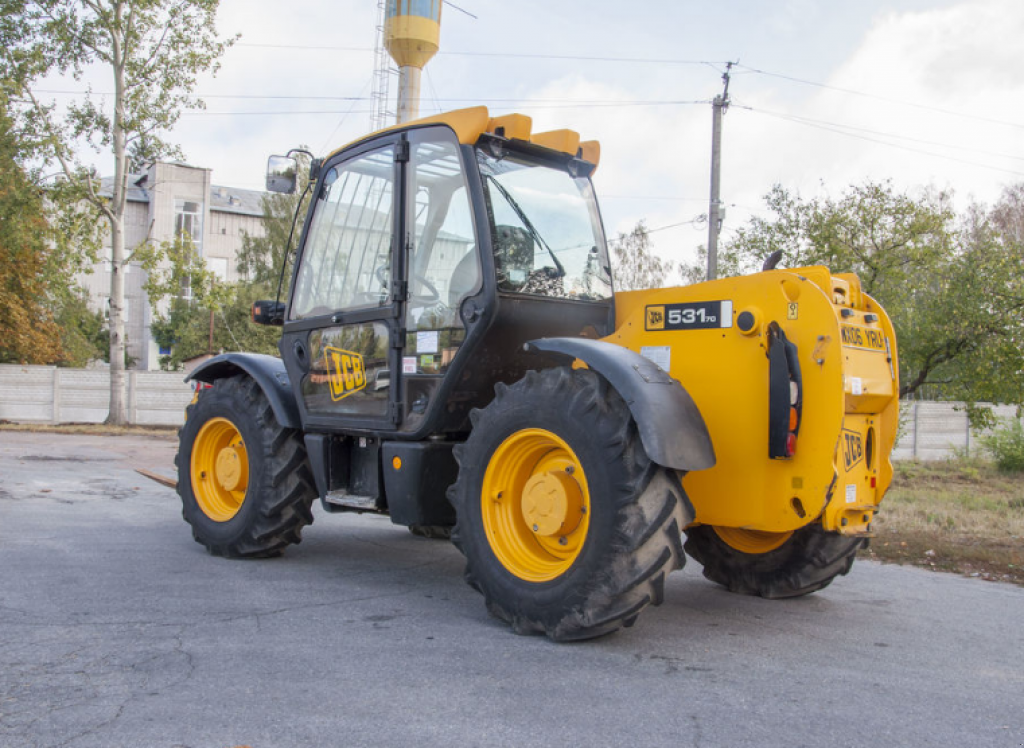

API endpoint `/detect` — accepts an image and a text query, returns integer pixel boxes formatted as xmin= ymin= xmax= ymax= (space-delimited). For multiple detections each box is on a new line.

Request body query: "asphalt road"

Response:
xmin=1 ymin=431 xmax=1022 ymax=748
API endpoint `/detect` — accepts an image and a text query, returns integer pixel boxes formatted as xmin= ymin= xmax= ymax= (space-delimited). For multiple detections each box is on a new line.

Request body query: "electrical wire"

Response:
xmin=607 ymin=216 xmax=706 ymax=244
xmin=734 ymin=63 xmax=1024 ymax=132
xmin=443 ymin=0 xmax=477 ymax=19
xmin=234 ymin=42 xmax=726 ymax=67
xmin=35 ymin=88 xmax=707 ymax=107
xmin=730 ymin=102 xmax=1024 ymax=164
xmin=318 ymin=77 xmax=373 ymax=155
xmin=177 ymin=100 xmax=710 ymax=116
xmin=733 ymin=104 xmax=1024 ymax=179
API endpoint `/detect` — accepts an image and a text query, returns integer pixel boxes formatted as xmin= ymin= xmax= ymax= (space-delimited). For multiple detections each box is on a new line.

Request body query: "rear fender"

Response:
xmin=186 ymin=353 xmax=301 ymax=430
xmin=524 ymin=337 xmax=716 ymax=472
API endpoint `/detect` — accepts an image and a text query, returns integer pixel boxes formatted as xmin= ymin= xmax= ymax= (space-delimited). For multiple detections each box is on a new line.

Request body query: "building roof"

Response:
xmin=209 ymin=184 xmax=265 ymax=217
xmin=100 ymin=175 xmax=150 ymax=203
xmin=99 ymin=169 xmax=266 ymax=218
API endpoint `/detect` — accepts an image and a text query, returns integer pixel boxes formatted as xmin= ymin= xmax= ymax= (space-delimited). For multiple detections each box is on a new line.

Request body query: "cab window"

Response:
xmin=291 ymin=147 xmax=395 ymax=320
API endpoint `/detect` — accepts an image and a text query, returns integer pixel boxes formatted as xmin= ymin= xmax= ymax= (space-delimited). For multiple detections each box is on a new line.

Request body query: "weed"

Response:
xmin=867 ymin=458 xmax=1024 ymax=586
xmin=979 ymin=418 xmax=1024 ymax=473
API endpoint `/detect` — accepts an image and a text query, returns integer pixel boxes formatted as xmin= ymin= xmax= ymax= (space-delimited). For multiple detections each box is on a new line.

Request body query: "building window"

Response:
xmin=174 ymin=199 xmax=203 ymax=256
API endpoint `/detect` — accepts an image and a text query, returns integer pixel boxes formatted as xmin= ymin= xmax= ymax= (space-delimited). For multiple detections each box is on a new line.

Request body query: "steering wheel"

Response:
xmin=409 ymin=273 xmax=440 ymax=305
xmin=375 ymin=264 xmax=440 ymax=305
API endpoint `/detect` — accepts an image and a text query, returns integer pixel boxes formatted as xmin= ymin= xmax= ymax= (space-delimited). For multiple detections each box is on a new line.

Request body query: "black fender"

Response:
xmin=525 ymin=337 xmax=716 ymax=472
xmin=186 ymin=353 xmax=301 ymax=430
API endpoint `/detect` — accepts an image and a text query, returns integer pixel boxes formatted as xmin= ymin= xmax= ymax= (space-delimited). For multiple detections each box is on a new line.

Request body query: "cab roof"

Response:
xmin=327 ymin=106 xmax=601 ymax=172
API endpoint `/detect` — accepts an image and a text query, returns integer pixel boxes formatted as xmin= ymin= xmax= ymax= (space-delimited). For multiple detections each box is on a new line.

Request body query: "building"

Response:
xmin=84 ymin=162 xmax=267 ymax=370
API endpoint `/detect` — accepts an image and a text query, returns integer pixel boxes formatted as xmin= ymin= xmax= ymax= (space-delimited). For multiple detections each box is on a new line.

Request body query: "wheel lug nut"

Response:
xmin=532 ymin=524 xmax=539 ymax=532
xmin=558 ymin=536 xmax=567 ymax=546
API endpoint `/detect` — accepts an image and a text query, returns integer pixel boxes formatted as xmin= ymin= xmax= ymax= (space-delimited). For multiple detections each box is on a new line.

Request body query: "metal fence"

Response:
xmin=1 ymin=364 xmax=1021 ymax=459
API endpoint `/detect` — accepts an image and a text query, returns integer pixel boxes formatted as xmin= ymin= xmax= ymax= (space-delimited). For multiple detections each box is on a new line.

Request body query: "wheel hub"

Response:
xmin=480 ymin=428 xmax=592 ymax=582
xmin=521 ymin=470 xmax=583 ymax=537
xmin=190 ymin=417 xmax=249 ymax=522
xmin=214 ymin=445 xmax=247 ymax=492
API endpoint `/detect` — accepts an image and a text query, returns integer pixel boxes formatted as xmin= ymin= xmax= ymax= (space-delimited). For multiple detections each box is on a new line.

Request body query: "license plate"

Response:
xmin=840 ymin=324 xmax=886 ymax=351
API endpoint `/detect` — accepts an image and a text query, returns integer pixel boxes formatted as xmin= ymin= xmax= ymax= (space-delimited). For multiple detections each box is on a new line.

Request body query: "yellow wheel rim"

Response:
xmin=481 ymin=428 xmax=591 ymax=583
xmin=713 ymin=526 xmax=793 ymax=554
xmin=190 ymin=417 xmax=249 ymax=522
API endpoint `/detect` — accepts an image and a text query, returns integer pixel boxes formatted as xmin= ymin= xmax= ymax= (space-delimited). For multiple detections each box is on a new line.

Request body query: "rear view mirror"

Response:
xmin=266 ymin=155 xmax=298 ymax=194
xmin=251 ymin=300 xmax=285 ymax=326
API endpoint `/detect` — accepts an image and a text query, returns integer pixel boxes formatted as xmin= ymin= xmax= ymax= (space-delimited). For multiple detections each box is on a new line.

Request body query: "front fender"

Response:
xmin=186 ymin=353 xmax=301 ymax=429
xmin=525 ymin=338 xmax=716 ymax=472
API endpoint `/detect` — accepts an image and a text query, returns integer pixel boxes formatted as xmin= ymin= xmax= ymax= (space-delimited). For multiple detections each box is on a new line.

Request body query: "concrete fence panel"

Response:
xmin=0 ymin=365 xmax=57 ymax=423
xmin=3 ymin=364 xmax=1023 ymax=457
xmin=893 ymin=401 xmax=1019 ymax=461
xmin=0 ymin=364 xmax=191 ymax=427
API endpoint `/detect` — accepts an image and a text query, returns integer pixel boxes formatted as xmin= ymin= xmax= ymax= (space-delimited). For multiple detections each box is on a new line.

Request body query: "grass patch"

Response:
xmin=0 ymin=421 xmax=176 ymax=438
xmin=862 ymin=458 xmax=1024 ymax=586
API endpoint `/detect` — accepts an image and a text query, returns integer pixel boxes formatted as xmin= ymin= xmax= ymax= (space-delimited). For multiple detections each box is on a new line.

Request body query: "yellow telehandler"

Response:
xmin=177 ymin=107 xmax=899 ymax=640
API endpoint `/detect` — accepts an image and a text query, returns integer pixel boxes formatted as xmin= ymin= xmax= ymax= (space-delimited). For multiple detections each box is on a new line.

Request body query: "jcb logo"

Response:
xmin=325 ymin=347 xmax=367 ymax=401
xmin=842 ymin=429 xmax=863 ymax=471
xmin=646 ymin=305 xmax=666 ymax=330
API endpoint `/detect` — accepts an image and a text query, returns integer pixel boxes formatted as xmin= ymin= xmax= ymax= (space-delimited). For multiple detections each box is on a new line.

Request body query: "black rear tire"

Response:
xmin=176 ymin=375 xmax=316 ymax=558
xmin=408 ymin=524 xmax=453 ymax=540
xmin=684 ymin=524 xmax=864 ymax=598
xmin=449 ymin=367 xmax=694 ymax=641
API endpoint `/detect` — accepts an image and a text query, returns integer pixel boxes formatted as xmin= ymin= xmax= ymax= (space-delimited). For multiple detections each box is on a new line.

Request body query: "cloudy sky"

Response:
xmin=42 ymin=0 xmax=1024 ymax=272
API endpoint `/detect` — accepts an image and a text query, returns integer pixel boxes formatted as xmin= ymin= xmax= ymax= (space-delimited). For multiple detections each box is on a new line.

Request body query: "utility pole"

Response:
xmin=707 ymin=62 xmax=733 ymax=281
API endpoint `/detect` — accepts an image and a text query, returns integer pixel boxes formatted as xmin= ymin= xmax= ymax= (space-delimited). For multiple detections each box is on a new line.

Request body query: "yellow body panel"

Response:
xmin=326 ymin=107 xmax=601 ymax=170
xmin=606 ymin=267 xmax=898 ymax=536
xmin=531 ymin=129 xmax=581 ymax=156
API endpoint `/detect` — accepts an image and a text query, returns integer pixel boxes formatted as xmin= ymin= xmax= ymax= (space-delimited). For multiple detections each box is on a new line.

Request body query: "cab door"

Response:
xmin=280 ymin=137 xmax=407 ymax=431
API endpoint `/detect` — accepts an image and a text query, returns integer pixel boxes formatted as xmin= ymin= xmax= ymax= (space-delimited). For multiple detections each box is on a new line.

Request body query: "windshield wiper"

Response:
xmin=484 ymin=174 xmax=566 ymax=278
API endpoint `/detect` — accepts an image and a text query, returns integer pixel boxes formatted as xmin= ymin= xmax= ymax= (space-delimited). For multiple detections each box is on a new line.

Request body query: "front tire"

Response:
xmin=176 ymin=375 xmax=316 ymax=558
xmin=684 ymin=523 xmax=864 ymax=598
xmin=449 ymin=368 xmax=694 ymax=641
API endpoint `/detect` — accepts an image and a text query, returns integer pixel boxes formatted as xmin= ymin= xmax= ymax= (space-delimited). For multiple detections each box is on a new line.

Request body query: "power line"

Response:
xmin=222 ymin=43 xmax=1024 ymax=130
xmin=607 ymin=217 xmax=703 ymax=244
xmin=319 ymin=76 xmax=374 ymax=155
xmin=234 ymin=42 xmax=726 ymax=67
xmin=35 ymin=88 xmax=709 ymax=108
xmin=734 ymin=104 xmax=1024 ymax=179
xmin=732 ymin=102 xmax=1024 ymax=163
xmin=443 ymin=0 xmax=477 ymax=19
xmin=176 ymin=100 xmax=711 ymax=116
xmin=735 ymin=63 xmax=1024 ymax=132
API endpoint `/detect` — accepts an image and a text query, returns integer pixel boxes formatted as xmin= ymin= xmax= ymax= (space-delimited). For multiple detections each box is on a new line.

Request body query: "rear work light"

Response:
xmin=768 ymin=321 xmax=802 ymax=459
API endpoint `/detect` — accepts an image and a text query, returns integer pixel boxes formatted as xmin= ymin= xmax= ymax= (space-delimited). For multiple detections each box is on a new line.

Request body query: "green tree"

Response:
xmin=707 ymin=181 xmax=1024 ymax=410
xmin=0 ymin=95 xmax=103 ymax=365
xmin=610 ymin=219 xmax=670 ymax=291
xmin=0 ymin=0 xmax=235 ymax=422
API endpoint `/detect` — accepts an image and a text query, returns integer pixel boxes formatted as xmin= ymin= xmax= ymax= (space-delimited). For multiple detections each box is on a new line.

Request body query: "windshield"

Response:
xmin=476 ymin=148 xmax=612 ymax=300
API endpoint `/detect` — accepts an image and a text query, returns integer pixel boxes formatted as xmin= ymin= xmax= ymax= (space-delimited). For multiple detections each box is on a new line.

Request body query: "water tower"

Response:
xmin=385 ymin=0 xmax=442 ymax=123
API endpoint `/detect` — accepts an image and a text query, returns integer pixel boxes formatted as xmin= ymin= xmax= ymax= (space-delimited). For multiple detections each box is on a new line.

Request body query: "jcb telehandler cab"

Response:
xmin=178 ymin=107 xmax=899 ymax=641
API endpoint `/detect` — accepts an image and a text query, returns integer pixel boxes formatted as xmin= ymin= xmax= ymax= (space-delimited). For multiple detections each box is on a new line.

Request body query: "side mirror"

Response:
xmin=251 ymin=300 xmax=285 ymax=326
xmin=266 ymin=155 xmax=298 ymax=194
